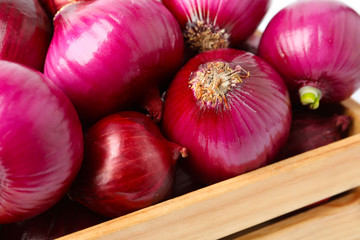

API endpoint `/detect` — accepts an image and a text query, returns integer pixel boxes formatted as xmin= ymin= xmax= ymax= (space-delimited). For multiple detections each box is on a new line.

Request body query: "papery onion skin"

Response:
xmin=44 ymin=0 xmax=184 ymax=123
xmin=162 ymin=48 xmax=291 ymax=184
xmin=69 ymin=111 xmax=186 ymax=218
xmin=0 ymin=60 xmax=83 ymax=224
xmin=1 ymin=196 xmax=107 ymax=240
xmin=0 ymin=0 xmax=52 ymax=72
xmin=161 ymin=0 xmax=270 ymax=52
xmin=38 ymin=0 xmax=90 ymax=17
xmin=258 ymin=0 xmax=360 ymax=109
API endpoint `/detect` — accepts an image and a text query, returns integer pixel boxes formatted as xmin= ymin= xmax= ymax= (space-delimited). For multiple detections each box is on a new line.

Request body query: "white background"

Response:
xmin=257 ymin=0 xmax=360 ymax=103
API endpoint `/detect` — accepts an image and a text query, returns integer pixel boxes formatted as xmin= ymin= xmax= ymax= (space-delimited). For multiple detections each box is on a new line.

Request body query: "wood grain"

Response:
xmin=228 ymin=187 xmax=360 ymax=240
xmin=57 ymin=99 xmax=360 ymax=240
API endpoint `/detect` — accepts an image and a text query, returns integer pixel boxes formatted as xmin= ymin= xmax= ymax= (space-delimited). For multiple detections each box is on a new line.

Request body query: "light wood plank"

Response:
xmin=229 ymin=187 xmax=360 ymax=240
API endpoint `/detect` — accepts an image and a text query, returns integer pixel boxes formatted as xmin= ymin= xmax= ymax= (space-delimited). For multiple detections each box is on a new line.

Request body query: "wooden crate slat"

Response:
xmin=229 ymin=187 xmax=360 ymax=240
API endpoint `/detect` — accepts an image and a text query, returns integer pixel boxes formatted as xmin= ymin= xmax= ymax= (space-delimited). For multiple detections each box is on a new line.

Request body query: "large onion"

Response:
xmin=44 ymin=0 xmax=184 ymax=123
xmin=0 ymin=60 xmax=83 ymax=224
xmin=162 ymin=0 xmax=270 ymax=53
xmin=258 ymin=0 xmax=360 ymax=109
xmin=0 ymin=0 xmax=52 ymax=72
xmin=69 ymin=111 xmax=187 ymax=218
xmin=162 ymin=48 xmax=291 ymax=184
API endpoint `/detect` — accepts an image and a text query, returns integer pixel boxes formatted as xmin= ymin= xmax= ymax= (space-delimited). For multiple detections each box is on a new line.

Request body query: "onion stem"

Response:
xmin=299 ymin=85 xmax=322 ymax=109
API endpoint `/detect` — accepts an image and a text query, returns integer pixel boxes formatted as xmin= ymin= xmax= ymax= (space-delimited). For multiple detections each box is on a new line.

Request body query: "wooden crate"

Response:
xmin=58 ymin=99 xmax=360 ymax=240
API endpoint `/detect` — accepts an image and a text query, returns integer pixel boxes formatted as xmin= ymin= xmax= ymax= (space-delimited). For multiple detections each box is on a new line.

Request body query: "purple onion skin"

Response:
xmin=258 ymin=0 xmax=360 ymax=106
xmin=0 ymin=61 xmax=84 ymax=224
xmin=277 ymin=109 xmax=351 ymax=161
xmin=69 ymin=111 xmax=186 ymax=218
xmin=162 ymin=0 xmax=270 ymax=51
xmin=44 ymin=0 xmax=184 ymax=124
xmin=1 ymin=196 xmax=107 ymax=240
xmin=38 ymin=0 xmax=91 ymax=17
xmin=162 ymin=49 xmax=292 ymax=185
xmin=0 ymin=0 xmax=52 ymax=72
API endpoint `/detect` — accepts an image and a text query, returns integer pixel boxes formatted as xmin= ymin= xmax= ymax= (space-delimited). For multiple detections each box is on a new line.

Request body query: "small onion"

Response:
xmin=0 ymin=0 xmax=52 ymax=72
xmin=44 ymin=0 xmax=184 ymax=124
xmin=258 ymin=0 xmax=360 ymax=109
xmin=69 ymin=111 xmax=187 ymax=218
xmin=162 ymin=0 xmax=270 ymax=53
xmin=277 ymin=106 xmax=351 ymax=160
xmin=0 ymin=60 xmax=83 ymax=224
xmin=1 ymin=196 xmax=107 ymax=240
xmin=162 ymin=48 xmax=291 ymax=184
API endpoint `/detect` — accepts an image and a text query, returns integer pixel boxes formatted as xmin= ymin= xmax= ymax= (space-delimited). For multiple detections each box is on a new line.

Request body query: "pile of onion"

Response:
xmin=161 ymin=48 xmax=292 ymax=184
xmin=69 ymin=111 xmax=187 ymax=218
xmin=2 ymin=0 xmax=360 ymax=234
xmin=0 ymin=60 xmax=83 ymax=224
xmin=259 ymin=0 xmax=360 ymax=109
xmin=162 ymin=0 xmax=270 ymax=53
xmin=0 ymin=0 xmax=52 ymax=72
xmin=44 ymin=0 xmax=184 ymax=124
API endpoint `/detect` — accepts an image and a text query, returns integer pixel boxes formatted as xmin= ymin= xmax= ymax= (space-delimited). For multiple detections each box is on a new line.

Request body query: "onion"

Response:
xmin=0 ymin=60 xmax=83 ymax=223
xmin=258 ymin=0 xmax=360 ymax=109
xmin=277 ymin=106 xmax=351 ymax=160
xmin=172 ymin=163 xmax=204 ymax=198
xmin=1 ymin=196 xmax=107 ymax=240
xmin=0 ymin=0 xmax=52 ymax=72
xmin=161 ymin=0 xmax=270 ymax=53
xmin=38 ymin=0 xmax=90 ymax=17
xmin=161 ymin=48 xmax=291 ymax=184
xmin=68 ymin=111 xmax=187 ymax=218
xmin=44 ymin=0 xmax=184 ymax=124
xmin=239 ymin=30 xmax=262 ymax=55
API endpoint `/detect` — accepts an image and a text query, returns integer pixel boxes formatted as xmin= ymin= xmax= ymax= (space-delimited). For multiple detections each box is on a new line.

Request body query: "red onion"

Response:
xmin=1 ymin=196 xmax=107 ymax=240
xmin=0 ymin=60 xmax=83 ymax=223
xmin=44 ymin=0 xmax=184 ymax=124
xmin=161 ymin=48 xmax=291 ymax=184
xmin=0 ymin=0 xmax=52 ymax=72
xmin=239 ymin=30 xmax=262 ymax=55
xmin=68 ymin=111 xmax=187 ymax=218
xmin=277 ymin=107 xmax=351 ymax=160
xmin=304 ymin=197 xmax=331 ymax=209
xmin=258 ymin=0 xmax=360 ymax=109
xmin=172 ymin=163 xmax=204 ymax=197
xmin=38 ymin=0 xmax=90 ymax=17
xmin=161 ymin=0 xmax=270 ymax=53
